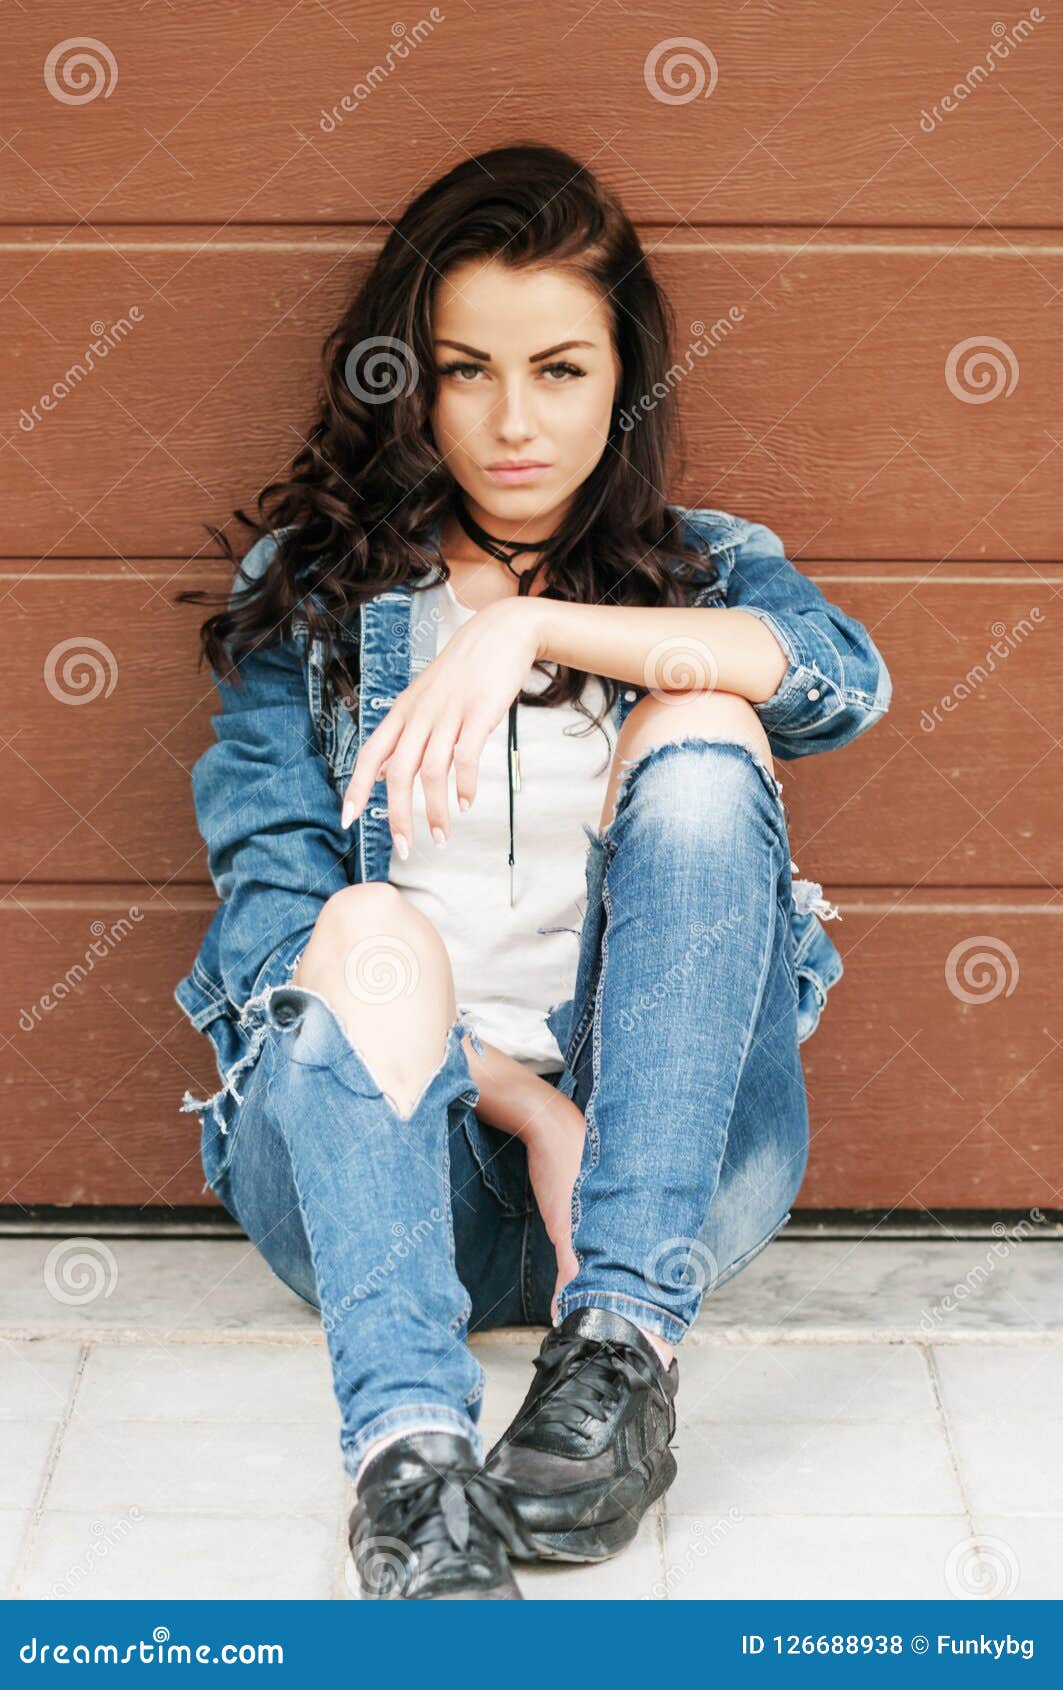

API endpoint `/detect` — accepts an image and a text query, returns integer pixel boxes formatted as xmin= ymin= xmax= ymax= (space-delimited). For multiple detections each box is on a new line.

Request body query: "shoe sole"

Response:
xmin=507 ymin=1449 xmax=678 ymax=1564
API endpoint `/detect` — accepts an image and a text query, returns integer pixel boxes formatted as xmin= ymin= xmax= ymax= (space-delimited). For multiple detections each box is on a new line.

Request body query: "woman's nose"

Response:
xmin=494 ymin=382 xmax=537 ymax=439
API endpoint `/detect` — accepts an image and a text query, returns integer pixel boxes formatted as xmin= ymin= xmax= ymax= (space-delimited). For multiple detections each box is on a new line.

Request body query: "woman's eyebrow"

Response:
xmin=434 ymin=338 xmax=596 ymax=362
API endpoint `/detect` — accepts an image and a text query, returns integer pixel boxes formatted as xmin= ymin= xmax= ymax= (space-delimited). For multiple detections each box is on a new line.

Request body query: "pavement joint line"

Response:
xmin=3 ymin=1326 xmax=1063 ymax=1345
xmin=924 ymin=1344 xmax=977 ymax=1534
xmin=11 ymin=1342 xmax=89 ymax=1597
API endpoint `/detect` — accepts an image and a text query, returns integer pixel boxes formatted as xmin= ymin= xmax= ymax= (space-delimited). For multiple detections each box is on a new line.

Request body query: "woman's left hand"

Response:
xmin=340 ymin=597 xmax=544 ymax=851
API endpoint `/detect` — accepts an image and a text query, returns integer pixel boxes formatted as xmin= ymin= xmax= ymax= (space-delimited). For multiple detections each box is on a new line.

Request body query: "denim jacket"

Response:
xmin=174 ymin=506 xmax=892 ymax=1134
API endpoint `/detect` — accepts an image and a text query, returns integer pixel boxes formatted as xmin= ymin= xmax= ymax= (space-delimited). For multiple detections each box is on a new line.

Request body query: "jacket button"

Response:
xmin=806 ymin=686 xmax=821 ymax=701
xmin=623 ymin=689 xmax=637 ymax=702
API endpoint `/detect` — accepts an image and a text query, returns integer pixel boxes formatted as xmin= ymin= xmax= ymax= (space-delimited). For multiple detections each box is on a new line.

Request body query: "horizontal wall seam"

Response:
xmin=4 ymin=890 xmax=1063 ymax=909
xmin=2 ymin=232 xmax=1063 ymax=253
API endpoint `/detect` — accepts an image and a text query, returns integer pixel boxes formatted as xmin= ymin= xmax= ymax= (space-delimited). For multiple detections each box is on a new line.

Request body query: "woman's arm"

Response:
xmin=341 ymin=513 xmax=893 ymax=848
xmin=462 ymin=1035 xmax=573 ymax=1139
xmin=465 ymin=1035 xmax=584 ymax=1306
xmin=528 ymin=599 xmax=789 ymax=704
xmin=524 ymin=517 xmax=892 ymax=760
xmin=190 ymin=532 xmax=352 ymax=1012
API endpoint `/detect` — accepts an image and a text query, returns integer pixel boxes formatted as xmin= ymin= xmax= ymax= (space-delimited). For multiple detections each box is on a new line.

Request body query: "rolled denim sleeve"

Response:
xmin=724 ymin=519 xmax=892 ymax=758
xmin=189 ymin=549 xmax=352 ymax=1011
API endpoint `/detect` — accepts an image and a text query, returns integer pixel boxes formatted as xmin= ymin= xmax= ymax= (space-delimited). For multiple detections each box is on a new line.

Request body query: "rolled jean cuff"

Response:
xmin=343 ymin=1402 xmax=483 ymax=1478
xmin=554 ymin=1289 xmax=688 ymax=1348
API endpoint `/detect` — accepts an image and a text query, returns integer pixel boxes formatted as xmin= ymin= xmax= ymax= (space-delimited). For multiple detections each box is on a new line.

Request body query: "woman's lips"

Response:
xmin=485 ymin=463 xmax=551 ymax=484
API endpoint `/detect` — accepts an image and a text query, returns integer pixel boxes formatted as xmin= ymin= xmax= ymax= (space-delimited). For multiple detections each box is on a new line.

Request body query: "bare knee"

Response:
xmin=298 ymin=883 xmax=426 ymax=980
xmin=600 ymin=690 xmax=774 ymax=831
xmin=292 ymin=884 xmax=459 ymax=1114
xmin=296 ymin=883 xmax=453 ymax=1008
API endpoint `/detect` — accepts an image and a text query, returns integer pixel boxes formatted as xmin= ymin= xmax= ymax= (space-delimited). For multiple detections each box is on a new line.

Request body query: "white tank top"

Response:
xmin=388 ymin=578 xmax=615 ymax=1074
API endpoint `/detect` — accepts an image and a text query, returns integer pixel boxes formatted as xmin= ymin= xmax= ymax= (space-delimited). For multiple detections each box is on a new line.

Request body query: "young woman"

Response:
xmin=174 ymin=142 xmax=891 ymax=1600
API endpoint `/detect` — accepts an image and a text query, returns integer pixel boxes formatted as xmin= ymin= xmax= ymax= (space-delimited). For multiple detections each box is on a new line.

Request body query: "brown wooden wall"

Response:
xmin=3 ymin=2 xmax=1060 ymax=1211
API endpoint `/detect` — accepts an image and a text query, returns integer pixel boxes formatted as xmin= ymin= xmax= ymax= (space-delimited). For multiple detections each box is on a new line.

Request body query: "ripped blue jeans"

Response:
xmin=202 ymin=737 xmax=810 ymax=1477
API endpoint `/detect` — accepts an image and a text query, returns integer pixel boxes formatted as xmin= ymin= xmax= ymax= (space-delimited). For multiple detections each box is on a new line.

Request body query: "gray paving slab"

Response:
xmin=1 ymin=1236 xmax=1059 ymax=1600
xmin=17 ymin=1509 xmax=338 ymax=1601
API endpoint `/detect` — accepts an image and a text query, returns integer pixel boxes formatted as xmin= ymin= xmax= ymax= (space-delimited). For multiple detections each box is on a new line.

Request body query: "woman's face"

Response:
xmin=430 ymin=258 xmax=621 ymax=534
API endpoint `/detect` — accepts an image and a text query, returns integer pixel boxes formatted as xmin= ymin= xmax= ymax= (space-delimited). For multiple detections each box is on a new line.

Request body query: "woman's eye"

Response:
xmin=437 ymin=360 xmax=587 ymax=382
xmin=438 ymin=360 xmax=485 ymax=381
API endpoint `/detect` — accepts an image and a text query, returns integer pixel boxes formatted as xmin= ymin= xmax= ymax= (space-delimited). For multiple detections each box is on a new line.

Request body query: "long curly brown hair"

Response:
xmin=175 ymin=140 xmax=715 ymax=736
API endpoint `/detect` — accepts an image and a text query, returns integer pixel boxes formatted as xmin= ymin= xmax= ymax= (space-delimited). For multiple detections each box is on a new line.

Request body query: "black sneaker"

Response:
xmin=347 ymin=1430 xmax=534 ymax=1599
xmin=485 ymin=1308 xmax=678 ymax=1562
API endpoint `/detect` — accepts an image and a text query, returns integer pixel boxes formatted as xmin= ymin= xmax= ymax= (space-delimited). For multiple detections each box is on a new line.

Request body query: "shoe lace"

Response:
xmin=523 ymin=1332 xmax=669 ymax=1439
xmin=356 ymin=1460 xmax=537 ymax=1594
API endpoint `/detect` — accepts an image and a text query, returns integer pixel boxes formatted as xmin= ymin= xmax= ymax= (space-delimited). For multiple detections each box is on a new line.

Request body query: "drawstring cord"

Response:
xmin=452 ymin=494 xmax=550 ymax=908
xmin=507 ymin=700 xmax=520 ymax=907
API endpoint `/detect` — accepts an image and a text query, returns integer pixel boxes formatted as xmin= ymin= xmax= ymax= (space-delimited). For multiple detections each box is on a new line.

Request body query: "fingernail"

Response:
xmin=458 ymin=797 xmax=470 ymax=812
xmin=432 ymin=827 xmax=447 ymax=848
xmin=393 ymin=833 xmax=409 ymax=860
xmin=341 ymin=802 xmax=353 ymax=829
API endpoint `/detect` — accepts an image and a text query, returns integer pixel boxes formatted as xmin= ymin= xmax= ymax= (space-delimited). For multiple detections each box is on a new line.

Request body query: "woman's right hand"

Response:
xmin=462 ymin=1034 xmax=586 ymax=1315
xmin=522 ymin=1095 xmax=586 ymax=1319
